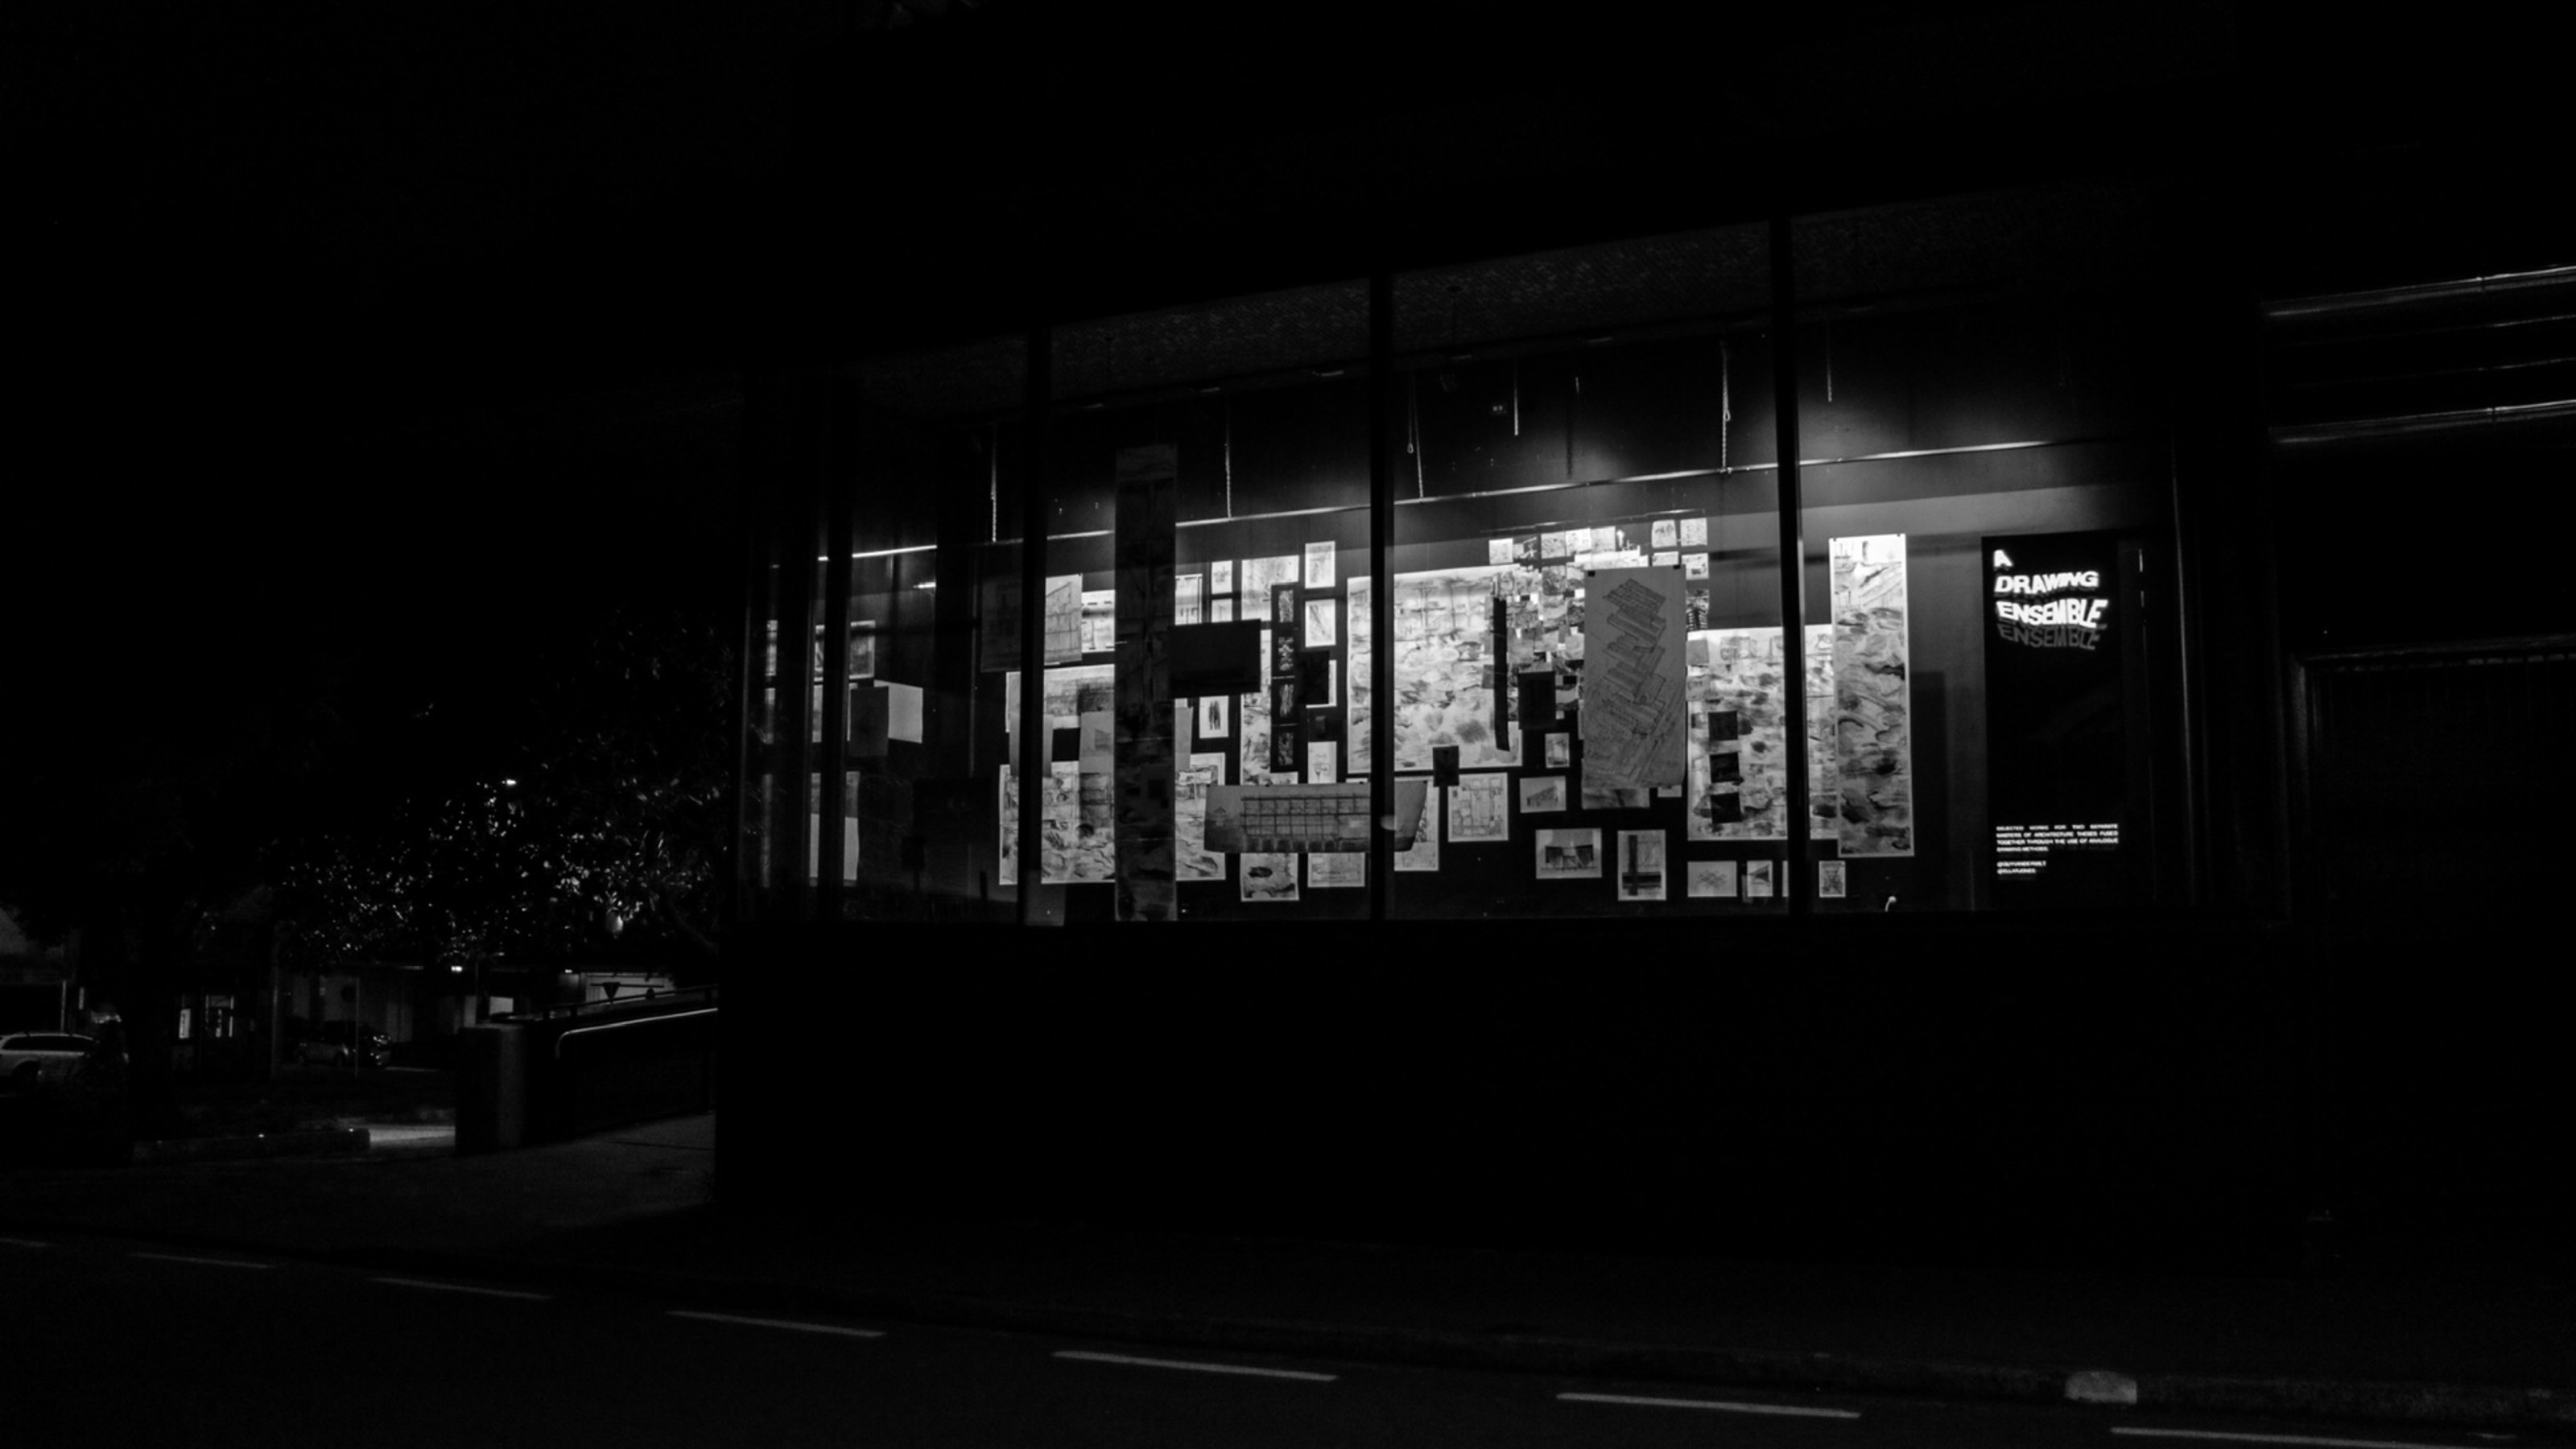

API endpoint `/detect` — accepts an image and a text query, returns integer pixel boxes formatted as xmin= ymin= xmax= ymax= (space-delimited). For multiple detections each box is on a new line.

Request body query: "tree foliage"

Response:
xmin=271 ymin=600 xmax=733 ymax=976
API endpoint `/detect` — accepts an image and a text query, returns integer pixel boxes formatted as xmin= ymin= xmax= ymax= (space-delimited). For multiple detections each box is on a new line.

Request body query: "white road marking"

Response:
xmin=1558 ymin=1391 xmax=1862 ymax=1419
xmin=667 ymin=1310 xmax=885 ymax=1338
xmin=369 ymin=1276 xmax=551 ymax=1301
xmin=2115 ymin=1428 xmax=2489 ymax=1449
xmin=2 ymin=1237 xmax=52 ymax=1249
xmin=130 ymin=1251 xmax=271 ymax=1269
xmin=1052 ymin=1349 xmax=1338 ymax=1382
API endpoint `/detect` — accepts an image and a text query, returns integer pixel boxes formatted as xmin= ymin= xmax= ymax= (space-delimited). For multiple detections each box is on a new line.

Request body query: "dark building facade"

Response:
xmin=720 ymin=5 xmax=2576 ymax=1265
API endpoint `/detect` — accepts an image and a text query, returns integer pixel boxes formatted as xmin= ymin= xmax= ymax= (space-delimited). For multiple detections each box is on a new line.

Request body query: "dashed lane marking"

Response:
xmin=2116 ymin=1428 xmax=2491 ymax=1449
xmin=130 ymin=1251 xmax=272 ymax=1269
xmin=1052 ymin=1350 xmax=1339 ymax=1382
xmin=1559 ymin=1392 xmax=1863 ymax=1419
xmin=369 ymin=1276 xmax=551 ymax=1301
xmin=667 ymin=1310 xmax=885 ymax=1338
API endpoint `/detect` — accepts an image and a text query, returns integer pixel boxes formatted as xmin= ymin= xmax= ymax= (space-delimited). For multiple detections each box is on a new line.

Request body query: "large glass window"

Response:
xmin=753 ymin=202 xmax=2187 ymax=923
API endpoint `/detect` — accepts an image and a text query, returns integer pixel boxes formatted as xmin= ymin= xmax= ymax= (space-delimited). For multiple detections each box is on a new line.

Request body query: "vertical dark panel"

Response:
xmin=734 ymin=369 xmax=779 ymax=921
xmin=774 ymin=378 xmax=821 ymax=921
xmin=818 ymin=382 xmax=857 ymax=909
xmin=1772 ymin=210 xmax=1811 ymax=916
xmin=1015 ymin=327 xmax=1051 ymax=926
xmin=1369 ymin=270 xmax=1395 ymax=919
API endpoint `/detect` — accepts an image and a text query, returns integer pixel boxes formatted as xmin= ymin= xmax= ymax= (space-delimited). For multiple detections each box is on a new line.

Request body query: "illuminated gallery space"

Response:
xmin=741 ymin=192 xmax=2213 ymax=928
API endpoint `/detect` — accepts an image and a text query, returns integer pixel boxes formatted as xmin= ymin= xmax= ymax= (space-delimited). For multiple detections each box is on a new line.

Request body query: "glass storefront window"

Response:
xmin=756 ymin=207 xmax=2186 ymax=923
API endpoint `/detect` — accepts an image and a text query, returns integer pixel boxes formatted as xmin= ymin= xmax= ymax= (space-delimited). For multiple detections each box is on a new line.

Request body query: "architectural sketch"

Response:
xmin=1519 ymin=775 xmax=1567 ymax=813
xmin=1534 ymin=827 xmax=1603 ymax=880
xmin=1580 ymin=568 xmax=1687 ymax=791
xmin=1447 ymin=771 xmax=1510 ymax=842
xmin=1205 ymin=782 xmax=1373 ymax=853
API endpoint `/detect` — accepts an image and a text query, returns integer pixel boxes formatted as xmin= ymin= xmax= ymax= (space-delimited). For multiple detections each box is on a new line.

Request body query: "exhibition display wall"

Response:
xmin=745 ymin=270 xmax=2187 ymax=923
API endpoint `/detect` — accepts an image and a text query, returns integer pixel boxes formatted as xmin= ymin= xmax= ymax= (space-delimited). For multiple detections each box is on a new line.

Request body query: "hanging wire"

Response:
xmin=987 ymin=421 xmax=1000 ymax=543
xmin=1512 ymin=361 xmax=1521 ymax=437
xmin=1222 ymin=398 xmax=1234 ymax=518
xmin=1825 ymin=320 xmax=1834 ymax=404
xmin=1719 ymin=336 xmax=1732 ymax=471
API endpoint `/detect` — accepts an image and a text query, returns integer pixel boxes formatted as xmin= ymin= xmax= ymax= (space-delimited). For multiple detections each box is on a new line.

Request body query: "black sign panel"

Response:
xmin=1984 ymin=532 xmax=2133 ymax=907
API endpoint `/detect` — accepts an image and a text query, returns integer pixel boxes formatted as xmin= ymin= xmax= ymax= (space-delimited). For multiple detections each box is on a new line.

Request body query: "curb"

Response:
xmin=128 ymin=1127 xmax=369 ymax=1164
xmin=3 ymin=1216 xmax=2566 ymax=1435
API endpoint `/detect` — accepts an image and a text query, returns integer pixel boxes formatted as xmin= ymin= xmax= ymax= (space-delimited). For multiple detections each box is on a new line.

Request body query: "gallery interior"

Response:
xmin=717 ymin=6 xmax=2576 ymax=1265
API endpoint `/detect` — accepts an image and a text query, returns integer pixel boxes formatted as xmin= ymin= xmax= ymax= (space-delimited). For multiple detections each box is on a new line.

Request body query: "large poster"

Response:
xmin=1827 ymin=535 xmax=1913 ymax=857
xmin=1579 ymin=567 xmax=1688 ymax=791
xmin=1984 ymin=532 xmax=2135 ymax=906
xmin=1393 ymin=566 xmax=1523 ymax=770
xmin=1684 ymin=625 xmax=1835 ymax=841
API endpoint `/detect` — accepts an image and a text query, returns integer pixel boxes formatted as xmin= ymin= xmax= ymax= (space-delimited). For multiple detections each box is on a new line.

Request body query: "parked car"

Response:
xmin=1 ymin=1032 xmax=100 ymax=1088
xmin=291 ymin=1021 xmax=388 ymax=1069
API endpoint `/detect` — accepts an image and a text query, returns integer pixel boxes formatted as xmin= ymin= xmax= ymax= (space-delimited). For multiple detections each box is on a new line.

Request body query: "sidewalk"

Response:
xmin=4 ymin=1113 xmax=2568 ymax=1435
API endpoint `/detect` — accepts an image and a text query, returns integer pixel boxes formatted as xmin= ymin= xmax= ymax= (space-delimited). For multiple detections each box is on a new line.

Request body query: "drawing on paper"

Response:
xmin=1616 ymin=829 xmax=1666 ymax=901
xmin=1818 ymin=858 xmax=1848 ymax=898
xmin=1204 ymin=781 xmax=1424 ymax=853
xmin=1545 ymin=733 xmax=1570 ymax=768
xmin=1745 ymin=860 xmax=1775 ymax=897
xmin=1309 ymin=852 xmax=1364 ymax=889
xmin=1304 ymin=540 xmax=1336 ymax=590
xmin=1240 ymin=852 xmax=1299 ymax=902
xmin=1518 ymin=775 xmax=1567 ymax=814
xmin=1392 ymin=567 xmax=1521 ymax=771
xmin=1447 ymin=772 xmax=1510 ymax=843
xmin=1686 ymin=860 xmax=1737 ymax=898
xmin=1580 ymin=568 xmax=1687 ymax=791
xmin=1199 ymin=695 xmax=1229 ymax=739
xmin=1304 ymin=597 xmax=1338 ymax=650
xmin=1177 ymin=574 xmax=1203 ymax=627
xmin=1079 ymin=588 xmax=1116 ymax=654
xmin=1534 ymin=828 xmax=1602 ymax=880
xmin=1395 ymin=786 xmax=1442 ymax=873
xmin=1828 ymin=534 xmax=1913 ymax=857
xmin=1176 ymin=767 xmax=1224 ymax=881
xmin=1042 ymin=574 xmax=1083 ymax=664
xmin=1685 ymin=626 xmax=1835 ymax=843
xmin=1346 ymin=576 xmax=1373 ymax=774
